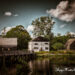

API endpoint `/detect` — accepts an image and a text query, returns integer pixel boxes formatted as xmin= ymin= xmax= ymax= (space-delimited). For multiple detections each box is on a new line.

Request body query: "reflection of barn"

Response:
xmin=0 ymin=38 xmax=17 ymax=50
xmin=65 ymin=39 xmax=75 ymax=50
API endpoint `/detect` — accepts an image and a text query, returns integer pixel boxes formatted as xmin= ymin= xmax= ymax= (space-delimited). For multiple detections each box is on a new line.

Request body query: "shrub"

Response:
xmin=52 ymin=42 xmax=64 ymax=50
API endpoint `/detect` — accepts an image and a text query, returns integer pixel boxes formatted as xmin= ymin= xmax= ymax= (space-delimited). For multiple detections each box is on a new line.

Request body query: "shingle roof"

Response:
xmin=65 ymin=39 xmax=75 ymax=50
xmin=32 ymin=36 xmax=49 ymax=42
xmin=65 ymin=39 xmax=75 ymax=46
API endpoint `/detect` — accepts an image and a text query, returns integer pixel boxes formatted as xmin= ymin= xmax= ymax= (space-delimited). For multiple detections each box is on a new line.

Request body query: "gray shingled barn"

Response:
xmin=0 ymin=38 xmax=17 ymax=50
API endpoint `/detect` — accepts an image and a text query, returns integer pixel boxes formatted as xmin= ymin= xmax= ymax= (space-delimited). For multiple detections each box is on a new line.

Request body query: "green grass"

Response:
xmin=36 ymin=50 xmax=75 ymax=56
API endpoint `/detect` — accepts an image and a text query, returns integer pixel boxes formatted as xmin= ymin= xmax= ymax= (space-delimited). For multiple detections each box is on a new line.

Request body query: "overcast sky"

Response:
xmin=0 ymin=0 xmax=75 ymax=36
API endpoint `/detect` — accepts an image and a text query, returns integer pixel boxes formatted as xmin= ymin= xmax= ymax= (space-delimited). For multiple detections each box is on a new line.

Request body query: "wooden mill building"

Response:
xmin=0 ymin=38 xmax=17 ymax=50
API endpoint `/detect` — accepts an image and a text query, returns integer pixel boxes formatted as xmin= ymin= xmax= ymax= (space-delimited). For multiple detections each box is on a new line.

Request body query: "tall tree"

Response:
xmin=32 ymin=16 xmax=55 ymax=40
xmin=5 ymin=25 xmax=31 ymax=50
xmin=1 ymin=27 xmax=6 ymax=36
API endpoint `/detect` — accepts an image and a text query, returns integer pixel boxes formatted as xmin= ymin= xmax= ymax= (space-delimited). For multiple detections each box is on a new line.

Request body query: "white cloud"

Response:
xmin=47 ymin=1 xmax=75 ymax=22
xmin=13 ymin=14 xmax=19 ymax=17
xmin=4 ymin=12 xmax=12 ymax=16
xmin=31 ymin=34 xmax=34 ymax=38
xmin=1 ymin=26 xmax=15 ymax=35
xmin=69 ymin=32 xmax=75 ymax=35
xmin=26 ymin=25 xmax=35 ymax=38
xmin=27 ymin=25 xmax=34 ymax=32
xmin=4 ymin=11 xmax=19 ymax=17
xmin=60 ymin=24 xmax=67 ymax=28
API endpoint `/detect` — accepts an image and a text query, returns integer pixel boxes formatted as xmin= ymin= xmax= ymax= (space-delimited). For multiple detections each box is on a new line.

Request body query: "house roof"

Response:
xmin=32 ymin=36 xmax=49 ymax=42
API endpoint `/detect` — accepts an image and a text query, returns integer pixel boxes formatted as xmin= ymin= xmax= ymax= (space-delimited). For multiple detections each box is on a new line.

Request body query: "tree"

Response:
xmin=66 ymin=32 xmax=75 ymax=38
xmin=5 ymin=25 xmax=31 ymax=50
xmin=57 ymin=33 xmax=61 ymax=37
xmin=1 ymin=27 xmax=6 ymax=36
xmin=52 ymin=35 xmax=70 ymax=45
xmin=51 ymin=34 xmax=71 ymax=50
xmin=32 ymin=16 xmax=55 ymax=40
xmin=52 ymin=42 xmax=64 ymax=50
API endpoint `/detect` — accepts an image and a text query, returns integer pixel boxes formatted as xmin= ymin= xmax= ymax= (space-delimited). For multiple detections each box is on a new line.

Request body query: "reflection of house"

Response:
xmin=28 ymin=36 xmax=50 ymax=52
xmin=0 ymin=38 xmax=17 ymax=50
xmin=65 ymin=39 xmax=75 ymax=50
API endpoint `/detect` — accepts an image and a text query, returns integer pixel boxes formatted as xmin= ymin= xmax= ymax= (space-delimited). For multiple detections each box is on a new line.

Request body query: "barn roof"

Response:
xmin=65 ymin=39 xmax=75 ymax=46
xmin=32 ymin=36 xmax=49 ymax=42
xmin=65 ymin=39 xmax=75 ymax=50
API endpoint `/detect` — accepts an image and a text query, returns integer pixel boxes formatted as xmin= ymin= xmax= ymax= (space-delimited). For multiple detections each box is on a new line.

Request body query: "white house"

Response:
xmin=28 ymin=36 xmax=50 ymax=52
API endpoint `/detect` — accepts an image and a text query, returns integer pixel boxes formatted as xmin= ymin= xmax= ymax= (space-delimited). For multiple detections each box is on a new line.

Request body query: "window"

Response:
xmin=45 ymin=43 xmax=48 ymax=45
xmin=34 ymin=43 xmax=38 ymax=45
xmin=34 ymin=47 xmax=38 ymax=49
xmin=45 ymin=47 xmax=48 ymax=50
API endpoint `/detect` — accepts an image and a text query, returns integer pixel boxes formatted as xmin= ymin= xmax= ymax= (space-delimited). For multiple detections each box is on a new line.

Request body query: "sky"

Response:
xmin=0 ymin=0 xmax=75 ymax=36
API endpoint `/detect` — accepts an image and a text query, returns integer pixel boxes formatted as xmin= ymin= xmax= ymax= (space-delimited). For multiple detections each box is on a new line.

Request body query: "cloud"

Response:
xmin=69 ymin=32 xmax=75 ymax=35
xmin=67 ymin=32 xmax=75 ymax=37
xmin=60 ymin=24 xmax=67 ymax=28
xmin=27 ymin=25 xmax=34 ymax=32
xmin=47 ymin=1 xmax=75 ymax=22
xmin=27 ymin=25 xmax=34 ymax=38
xmin=4 ymin=11 xmax=19 ymax=17
xmin=1 ymin=26 xmax=15 ymax=35
xmin=13 ymin=14 xmax=19 ymax=17
xmin=4 ymin=12 xmax=12 ymax=16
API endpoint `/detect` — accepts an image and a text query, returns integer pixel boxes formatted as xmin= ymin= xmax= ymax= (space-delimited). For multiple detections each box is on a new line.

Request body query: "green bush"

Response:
xmin=52 ymin=42 xmax=64 ymax=50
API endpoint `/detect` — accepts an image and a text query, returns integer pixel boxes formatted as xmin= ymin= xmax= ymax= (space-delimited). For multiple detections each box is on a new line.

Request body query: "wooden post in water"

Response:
xmin=3 ymin=56 xmax=5 ymax=67
xmin=2 ymin=51 xmax=5 ymax=67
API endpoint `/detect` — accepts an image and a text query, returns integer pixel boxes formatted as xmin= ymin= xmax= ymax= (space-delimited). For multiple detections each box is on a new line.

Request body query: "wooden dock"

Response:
xmin=0 ymin=50 xmax=35 ymax=57
xmin=0 ymin=50 xmax=36 ymax=66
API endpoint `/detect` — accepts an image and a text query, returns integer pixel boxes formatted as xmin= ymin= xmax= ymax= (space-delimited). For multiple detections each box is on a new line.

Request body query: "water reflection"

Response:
xmin=0 ymin=66 xmax=16 ymax=75
xmin=0 ymin=58 xmax=75 ymax=75
xmin=29 ymin=59 xmax=75 ymax=75
xmin=29 ymin=59 xmax=54 ymax=75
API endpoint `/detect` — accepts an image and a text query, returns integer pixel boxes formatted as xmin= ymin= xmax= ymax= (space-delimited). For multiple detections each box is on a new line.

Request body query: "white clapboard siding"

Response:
xmin=28 ymin=41 xmax=50 ymax=52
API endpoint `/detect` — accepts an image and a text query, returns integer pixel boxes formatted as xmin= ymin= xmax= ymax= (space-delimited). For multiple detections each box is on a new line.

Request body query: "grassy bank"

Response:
xmin=36 ymin=50 xmax=75 ymax=57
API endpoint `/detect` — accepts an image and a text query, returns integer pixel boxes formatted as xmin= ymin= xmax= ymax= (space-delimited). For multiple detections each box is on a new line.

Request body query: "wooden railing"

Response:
xmin=0 ymin=50 xmax=33 ymax=56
